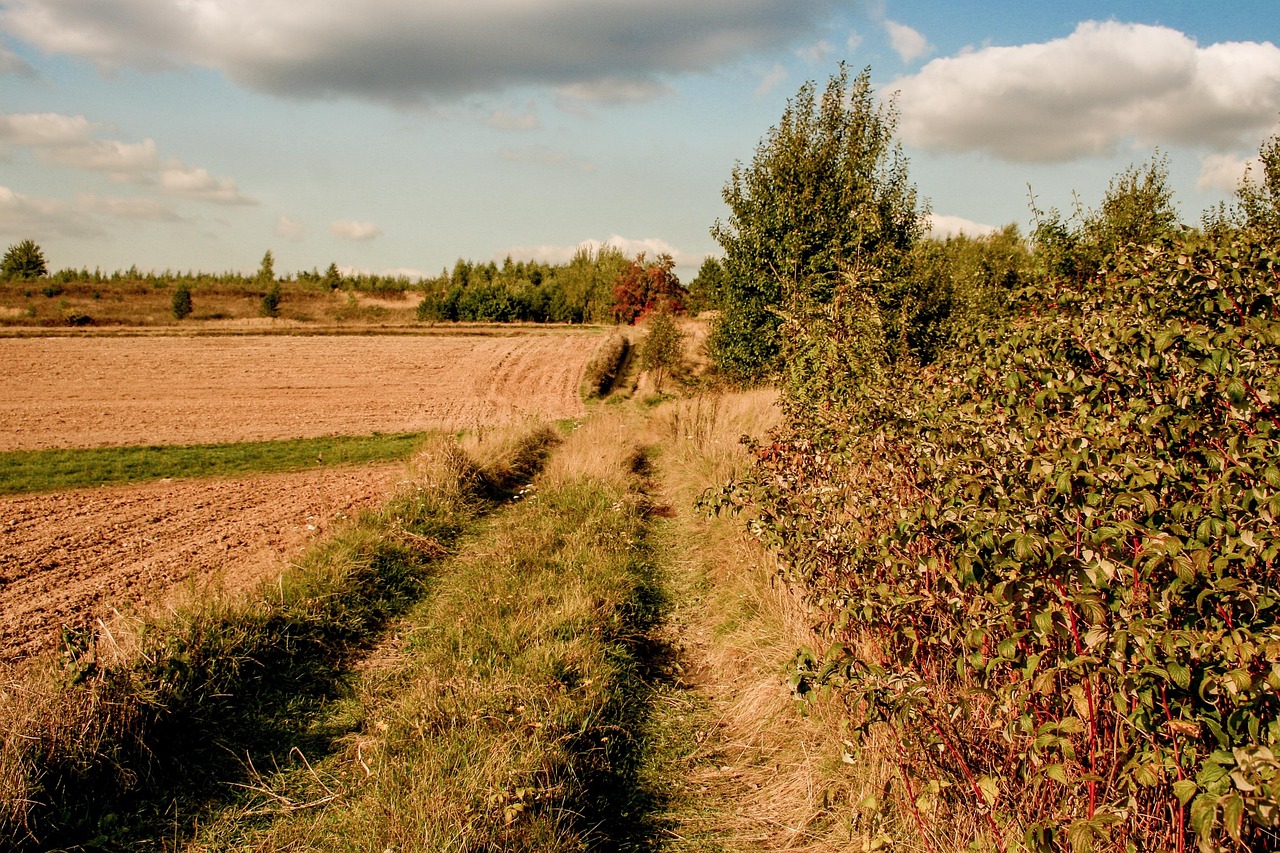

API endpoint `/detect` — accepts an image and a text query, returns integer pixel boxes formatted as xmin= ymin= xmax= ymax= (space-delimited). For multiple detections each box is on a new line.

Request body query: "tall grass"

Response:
xmin=185 ymin=413 xmax=667 ymax=850
xmin=0 ymin=432 xmax=428 ymax=495
xmin=0 ymin=425 xmax=558 ymax=850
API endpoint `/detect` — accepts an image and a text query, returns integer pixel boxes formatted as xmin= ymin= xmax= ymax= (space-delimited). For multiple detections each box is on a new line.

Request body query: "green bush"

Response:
xmin=171 ymin=282 xmax=193 ymax=320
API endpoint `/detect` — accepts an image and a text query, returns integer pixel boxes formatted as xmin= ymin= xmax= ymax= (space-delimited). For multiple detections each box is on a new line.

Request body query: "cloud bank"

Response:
xmin=0 ymin=110 xmax=255 ymax=204
xmin=894 ymin=21 xmax=1280 ymax=162
xmin=1 ymin=0 xmax=856 ymax=106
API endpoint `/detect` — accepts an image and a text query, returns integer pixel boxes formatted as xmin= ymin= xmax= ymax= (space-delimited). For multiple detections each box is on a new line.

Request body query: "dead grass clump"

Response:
xmin=582 ymin=332 xmax=630 ymax=398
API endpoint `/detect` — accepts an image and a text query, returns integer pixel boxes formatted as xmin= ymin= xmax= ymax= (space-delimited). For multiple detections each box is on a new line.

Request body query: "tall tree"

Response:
xmin=709 ymin=64 xmax=924 ymax=380
xmin=2 ymin=239 xmax=48 ymax=280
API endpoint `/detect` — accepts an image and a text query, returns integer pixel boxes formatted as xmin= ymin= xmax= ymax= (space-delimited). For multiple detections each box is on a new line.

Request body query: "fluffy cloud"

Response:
xmin=884 ymin=20 xmax=930 ymax=64
xmin=275 ymin=214 xmax=305 ymax=240
xmin=0 ymin=184 xmax=103 ymax=238
xmin=894 ymin=21 xmax=1280 ymax=162
xmin=0 ymin=0 xmax=855 ymax=106
xmin=0 ymin=109 xmax=254 ymax=203
xmin=330 ymin=219 xmax=383 ymax=241
xmin=927 ymin=214 xmax=997 ymax=239
xmin=77 ymin=193 xmax=182 ymax=221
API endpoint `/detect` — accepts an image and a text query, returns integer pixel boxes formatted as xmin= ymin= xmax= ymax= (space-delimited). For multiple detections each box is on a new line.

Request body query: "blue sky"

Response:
xmin=1 ymin=1 xmax=1278 ymax=281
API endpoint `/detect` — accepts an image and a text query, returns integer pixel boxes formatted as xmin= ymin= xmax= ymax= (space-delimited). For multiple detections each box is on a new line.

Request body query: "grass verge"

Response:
xmin=0 ymin=432 xmax=429 ymax=496
xmin=0 ymin=424 xmax=558 ymax=850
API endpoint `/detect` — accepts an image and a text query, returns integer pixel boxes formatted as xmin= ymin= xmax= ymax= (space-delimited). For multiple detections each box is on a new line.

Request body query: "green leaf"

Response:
xmin=1173 ymin=779 xmax=1198 ymax=805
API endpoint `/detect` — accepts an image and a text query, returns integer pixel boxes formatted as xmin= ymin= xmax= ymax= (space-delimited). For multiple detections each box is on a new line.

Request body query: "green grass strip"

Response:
xmin=0 ymin=432 xmax=429 ymax=495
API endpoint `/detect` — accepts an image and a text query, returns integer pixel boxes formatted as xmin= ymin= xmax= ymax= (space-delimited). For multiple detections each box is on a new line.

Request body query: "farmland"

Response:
xmin=0 ymin=329 xmax=601 ymax=660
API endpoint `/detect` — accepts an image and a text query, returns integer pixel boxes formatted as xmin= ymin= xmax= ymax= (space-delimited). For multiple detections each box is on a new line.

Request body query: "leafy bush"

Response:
xmin=171 ymin=282 xmax=193 ymax=320
xmin=713 ymin=225 xmax=1280 ymax=849
xmin=260 ymin=283 xmax=282 ymax=318
xmin=2 ymin=240 xmax=48 ymax=281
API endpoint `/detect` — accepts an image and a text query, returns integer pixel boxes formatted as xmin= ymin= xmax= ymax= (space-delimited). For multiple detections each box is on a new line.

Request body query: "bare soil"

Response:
xmin=0 ymin=330 xmax=602 ymax=662
xmin=0 ymin=332 xmax=597 ymax=451
xmin=0 ymin=464 xmax=406 ymax=661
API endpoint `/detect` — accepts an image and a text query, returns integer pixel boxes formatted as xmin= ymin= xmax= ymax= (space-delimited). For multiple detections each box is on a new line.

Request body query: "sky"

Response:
xmin=1 ymin=1 xmax=1278 ymax=282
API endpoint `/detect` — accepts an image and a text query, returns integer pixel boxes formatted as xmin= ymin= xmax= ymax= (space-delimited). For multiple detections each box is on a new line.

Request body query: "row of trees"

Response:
xmin=415 ymin=247 xmax=687 ymax=325
xmin=708 ymin=62 xmax=1280 ymax=850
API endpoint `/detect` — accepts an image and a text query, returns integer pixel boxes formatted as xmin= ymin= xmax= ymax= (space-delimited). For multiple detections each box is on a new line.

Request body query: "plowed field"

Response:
xmin=0 ymin=332 xmax=597 ymax=451
xmin=0 ymin=330 xmax=600 ymax=661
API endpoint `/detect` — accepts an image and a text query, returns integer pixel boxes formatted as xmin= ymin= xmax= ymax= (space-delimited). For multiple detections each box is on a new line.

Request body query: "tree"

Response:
xmin=261 ymin=283 xmax=282 ymax=318
xmin=258 ymin=250 xmax=276 ymax=284
xmin=610 ymin=253 xmax=687 ymax=324
xmin=1237 ymin=133 xmax=1280 ymax=239
xmin=171 ymin=282 xmax=193 ymax=320
xmin=686 ymin=256 xmax=728 ymax=313
xmin=2 ymin=239 xmax=48 ymax=280
xmin=709 ymin=64 xmax=924 ymax=380
xmin=640 ymin=309 xmax=685 ymax=394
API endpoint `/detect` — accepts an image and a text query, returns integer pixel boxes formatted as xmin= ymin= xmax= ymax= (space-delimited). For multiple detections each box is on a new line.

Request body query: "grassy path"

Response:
xmin=2 ymin=396 xmax=863 ymax=851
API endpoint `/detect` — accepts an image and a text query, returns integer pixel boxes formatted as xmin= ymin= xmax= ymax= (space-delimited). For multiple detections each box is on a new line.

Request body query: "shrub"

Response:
xmin=171 ymin=283 xmax=193 ymax=320
xmin=2 ymin=240 xmax=48 ymax=281
xmin=260 ymin=283 xmax=282 ymax=318
xmin=639 ymin=311 xmax=685 ymax=394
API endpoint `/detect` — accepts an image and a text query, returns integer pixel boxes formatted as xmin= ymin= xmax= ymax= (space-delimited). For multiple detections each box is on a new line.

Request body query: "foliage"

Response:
xmin=709 ymin=150 xmax=1280 ymax=848
xmin=260 ymin=282 xmax=282 ymax=318
xmin=1031 ymin=152 xmax=1178 ymax=284
xmin=709 ymin=63 xmax=924 ymax=380
xmin=417 ymin=247 xmax=631 ymax=324
xmin=611 ymin=253 xmax=687 ymax=325
xmin=686 ymin=255 xmax=728 ymax=313
xmin=258 ymin=250 xmax=276 ymax=284
xmin=640 ymin=310 xmax=685 ymax=394
xmin=2 ymin=239 xmax=48 ymax=280
xmin=1234 ymin=134 xmax=1280 ymax=240
xmin=171 ymin=281 xmax=193 ymax=320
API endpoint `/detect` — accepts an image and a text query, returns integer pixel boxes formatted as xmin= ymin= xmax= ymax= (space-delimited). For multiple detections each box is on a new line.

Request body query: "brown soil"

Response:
xmin=0 ymin=332 xmax=598 ymax=451
xmin=0 ymin=464 xmax=409 ymax=662
xmin=0 ymin=329 xmax=603 ymax=662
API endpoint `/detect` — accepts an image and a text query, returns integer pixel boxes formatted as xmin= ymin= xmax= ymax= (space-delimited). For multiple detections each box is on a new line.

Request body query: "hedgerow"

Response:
xmin=711 ymin=226 xmax=1280 ymax=850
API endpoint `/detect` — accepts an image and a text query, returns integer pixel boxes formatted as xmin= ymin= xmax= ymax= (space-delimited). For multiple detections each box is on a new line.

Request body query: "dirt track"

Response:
xmin=0 ymin=330 xmax=602 ymax=662
xmin=0 ymin=332 xmax=597 ymax=451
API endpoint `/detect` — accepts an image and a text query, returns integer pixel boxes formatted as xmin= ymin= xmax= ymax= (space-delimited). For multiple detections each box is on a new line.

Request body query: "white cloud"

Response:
xmin=0 ymin=109 xmax=254 ymax=202
xmin=275 ymin=214 xmax=304 ymax=240
xmin=77 ymin=193 xmax=182 ymax=221
xmin=927 ymin=214 xmax=997 ymax=239
xmin=0 ymin=184 xmax=103 ymax=238
xmin=486 ymin=103 xmax=540 ymax=131
xmin=555 ymin=78 xmax=673 ymax=107
xmin=0 ymin=111 xmax=93 ymax=146
xmin=44 ymin=138 xmax=159 ymax=178
xmin=1197 ymin=152 xmax=1257 ymax=193
xmin=884 ymin=20 xmax=931 ymax=64
xmin=381 ymin=266 xmax=426 ymax=280
xmin=846 ymin=30 xmax=863 ymax=54
xmin=754 ymin=63 xmax=787 ymax=98
xmin=894 ymin=21 xmax=1280 ymax=163
xmin=330 ymin=219 xmax=383 ymax=241
xmin=1 ymin=0 xmax=855 ymax=106
xmin=499 ymin=145 xmax=596 ymax=172
xmin=796 ymin=39 xmax=833 ymax=66
xmin=158 ymin=162 xmax=253 ymax=204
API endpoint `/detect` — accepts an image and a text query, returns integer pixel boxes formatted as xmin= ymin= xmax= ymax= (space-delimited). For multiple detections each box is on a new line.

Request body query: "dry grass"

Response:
xmin=630 ymin=389 xmax=898 ymax=850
